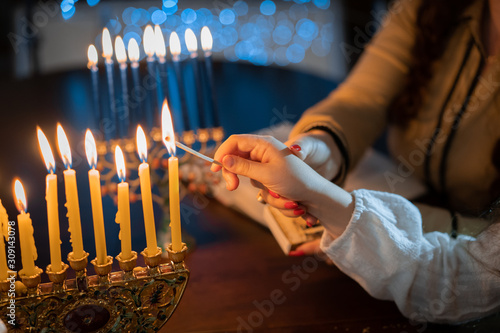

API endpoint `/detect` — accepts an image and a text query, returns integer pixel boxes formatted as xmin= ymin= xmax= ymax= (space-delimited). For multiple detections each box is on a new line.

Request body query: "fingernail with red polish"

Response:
xmin=289 ymin=144 xmax=301 ymax=152
xmin=294 ymin=209 xmax=305 ymax=216
xmin=268 ymin=190 xmax=280 ymax=198
xmin=288 ymin=250 xmax=305 ymax=257
xmin=306 ymin=221 xmax=313 ymax=227
xmin=285 ymin=201 xmax=298 ymax=209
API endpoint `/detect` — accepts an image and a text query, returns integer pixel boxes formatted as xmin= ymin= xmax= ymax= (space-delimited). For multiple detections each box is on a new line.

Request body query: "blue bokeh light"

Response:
xmin=233 ymin=1 xmax=249 ymax=16
xmin=87 ymin=0 xmax=100 ymax=7
xmin=181 ymin=8 xmax=197 ymax=24
xmin=162 ymin=4 xmax=178 ymax=15
xmin=219 ymin=9 xmax=236 ymax=25
xmin=60 ymin=0 xmax=74 ymax=13
xmin=320 ymin=23 xmax=334 ymax=42
xmin=152 ymin=10 xmax=167 ymax=25
xmin=163 ymin=0 xmax=177 ymax=8
xmin=219 ymin=27 xmax=239 ymax=47
xmin=131 ymin=8 xmax=150 ymax=26
xmin=272 ymin=25 xmax=292 ymax=45
xmin=296 ymin=18 xmax=318 ymax=41
xmin=311 ymin=37 xmax=331 ymax=56
xmin=289 ymin=4 xmax=308 ymax=20
xmin=313 ymin=0 xmax=330 ymax=9
xmin=274 ymin=47 xmax=289 ymax=66
xmin=293 ymin=34 xmax=312 ymax=50
xmin=122 ymin=7 xmax=135 ymax=25
xmin=107 ymin=19 xmax=122 ymax=35
xmin=260 ymin=1 xmax=276 ymax=16
xmin=286 ymin=43 xmax=305 ymax=63
xmin=62 ymin=5 xmax=76 ymax=20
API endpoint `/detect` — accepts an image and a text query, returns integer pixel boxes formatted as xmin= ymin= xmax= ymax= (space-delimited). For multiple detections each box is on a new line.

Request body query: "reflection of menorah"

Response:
xmin=0 ymin=243 xmax=188 ymax=332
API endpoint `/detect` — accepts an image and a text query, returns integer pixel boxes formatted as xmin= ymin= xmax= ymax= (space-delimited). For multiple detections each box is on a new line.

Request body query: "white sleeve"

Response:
xmin=320 ymin=189 xmax=500 ymax=324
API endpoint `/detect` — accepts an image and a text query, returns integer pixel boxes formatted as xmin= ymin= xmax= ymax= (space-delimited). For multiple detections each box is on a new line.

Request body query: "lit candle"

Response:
xmin=56 ymin=124 xmax=85 ymax=260
xmin=154 ymin=25 xmax=167 ymax=118
xmin=170 ymin=31 xmax=190 ymax=132
xmin=102 ymin=28 xmax=117 ymax=138
xmin=144 ymin=25 xmax=157 ymax=128
xmin=136 ymin=125 xmax=157 ymax=256
xmin=13 ymin=179 xmax=41 ymax=277
xmin=185 ymin=28 xmax=206 ymax=129
xmin=114 ymin=145 xmax=132 ymax=260
xmin=87 ymin=44 xmax=101 ymax=131
xmin=161 ymin=100 xmax=182 ymax=251
xmin=37 ymin=127 xmax=62 ymax=273
xmin=115 ymin=36 xmax=130 ymax=137
xmin=128 ymin=38 xmax=141 ymax=126
xmin=201 ymin=27 xmax=220 ymax=128
xmin=0 ymin=200 xmax=9 ymax=281
xmin=85 ymin=129 xmax=107 ymax=265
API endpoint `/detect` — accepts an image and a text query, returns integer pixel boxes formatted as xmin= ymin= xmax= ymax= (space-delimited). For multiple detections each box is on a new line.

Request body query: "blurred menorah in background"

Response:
xmin=89 ymin=23 xmax=225 ymax=247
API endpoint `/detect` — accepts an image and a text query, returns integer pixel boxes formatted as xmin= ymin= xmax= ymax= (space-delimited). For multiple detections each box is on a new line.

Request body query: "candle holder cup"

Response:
xmin=19 ymin=268 xmax=42 ymax=297
xmin=46 ymin=262 xmax=69 ymax=293
xmin=166 ymin=242 xmax=188 ymax=270
xmin=141 ymin=246 xmax=163 ymax=276
xmin=0 ymin=244 xmax=189 ymax=332
xmin=116 ymin=250 xmax=137 ymax=281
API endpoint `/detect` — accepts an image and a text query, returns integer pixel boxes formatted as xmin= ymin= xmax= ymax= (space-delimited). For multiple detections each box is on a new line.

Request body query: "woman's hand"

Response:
xmin=211 ymin=134 xmax=354 ymax=238
xmin=284 ymin=129 xmax=343 ymax=181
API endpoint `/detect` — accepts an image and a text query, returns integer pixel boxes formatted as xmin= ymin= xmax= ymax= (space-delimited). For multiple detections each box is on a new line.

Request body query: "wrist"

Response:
xmin=305 ymin=129 xmax=343 ymax=180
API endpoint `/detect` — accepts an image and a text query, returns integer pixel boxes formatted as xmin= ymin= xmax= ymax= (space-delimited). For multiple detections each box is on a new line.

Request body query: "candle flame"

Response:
xmin=37 ymin=127 xmax=56 ymax=174
xmin=136 ymin=125 xmax=148 ymax=163
xmin=143 ymin=25 xmax=155 ymax=58
xmin=154 ymin=25 xmax=166 ymax=59
xmin=115 ymin=145 xmax=126 ymax=182
xmin=185 ymin=28 xmax=198 ymax=54
xmin=169 ymin=31 xmax=181 ymax=58
xmin=201 ymin=26 xmax=213 ymax=52
xmin=115 ymin=36 xmax=127 ymax=64
xmin=128 ymin=38 xmax=140 ymax=63
xmin=161 ymin=100 xmax=176 ymax=156
xmin=13 ymin=179 xmax=27 ymax=213
xmin=56 ymin=123 xmax=72 ymax=169
xmin=87 ymin=44 xmax=98 ymax=68
xmin=102 ymin=28 xmax=113 ymax=59
xmin=85 ymin=129 xmax=98 ymax=169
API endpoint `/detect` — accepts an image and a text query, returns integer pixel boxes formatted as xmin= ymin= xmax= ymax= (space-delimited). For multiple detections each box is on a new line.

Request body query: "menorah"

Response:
xmin=0 ymin=242 xmax=188 ymax=332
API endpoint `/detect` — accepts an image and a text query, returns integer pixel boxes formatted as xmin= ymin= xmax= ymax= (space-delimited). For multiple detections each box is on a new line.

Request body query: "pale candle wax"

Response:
xmin=168 ymin=157 xmax=182 ymax=252
xmin=46 ymin=173 xmax=62 ymax=272
xmin=63 ymin=169 xmax=85 ymax=259
xmin=89 ymin=168 xmax=107 ymax=265
xmin=138 ymin=162 xmax=157 ymax=255
xmin=0 ymin=200 xmax=9 ymax=280
xmin=116 ymin=181 xmax=132 ymax=260
xmin=18 ymin=211 xmax=40 ymax=277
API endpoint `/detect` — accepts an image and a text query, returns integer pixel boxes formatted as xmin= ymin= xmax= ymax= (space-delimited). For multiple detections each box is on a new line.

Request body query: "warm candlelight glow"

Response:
xmin=154 ymin=25 xmax=166 ymax=59
xmin=136 ymin=125 xmax=148 ymax=162
xmin=87 ymin=44 xmax=98 ymax=68
xmin=161 ymin=100 xmax=176 ymax=156
xmin=85 ymin=129 xmax=97 ymax=169
xmin=128 ymin=38 xmax=140 ymax=63
xmin=102 ymin=27 xmax=113 ymax=59
xmin=144 ymin=25 xmax=155 ymax=58
xmin=201 ymin=26 xmax=213 ymax=52
xmin=115 ymin=36 xmax=127 ymax=64
xmin=37 ymin=127 xmax=56 ymax=174
xmin=56 ymin=123 xmax=72 ymax=169
xmin=115 ymin=145 xmax=126 ymax=182
xmin=13 ymin=179 xmax=27 ymax=213
xmin=185 ymin=28 xmax=198 ymax=55
xmin=169 ymin=31 xmax=181 ymax=58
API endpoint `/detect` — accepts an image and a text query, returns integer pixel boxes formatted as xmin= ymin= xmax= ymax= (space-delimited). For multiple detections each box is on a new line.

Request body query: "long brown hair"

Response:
xmin=388 ymin=0 xmax=475 ymax=126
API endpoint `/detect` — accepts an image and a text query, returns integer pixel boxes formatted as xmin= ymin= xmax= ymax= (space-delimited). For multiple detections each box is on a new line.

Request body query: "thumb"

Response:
xmin=222 ymin=155 xmax=264 ymax=180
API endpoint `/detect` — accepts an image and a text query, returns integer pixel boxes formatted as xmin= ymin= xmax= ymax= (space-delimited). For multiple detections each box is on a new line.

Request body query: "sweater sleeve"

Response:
xmin=290 ymin=0 xmax=421 ymax=170
xmin=321 ymin=189 xmax=500 ymax=324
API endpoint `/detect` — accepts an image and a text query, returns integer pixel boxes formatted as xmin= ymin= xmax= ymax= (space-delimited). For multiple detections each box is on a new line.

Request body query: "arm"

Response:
xmin=321 ymin=189 xmax=500 ymax=323
xmin=290 ymin=0 xmax=421 ymax=173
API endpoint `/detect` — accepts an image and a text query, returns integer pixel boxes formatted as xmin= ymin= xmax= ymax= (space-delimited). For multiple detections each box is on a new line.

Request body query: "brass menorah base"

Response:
xmin=0 ymin=244 xmax=189 ymax=332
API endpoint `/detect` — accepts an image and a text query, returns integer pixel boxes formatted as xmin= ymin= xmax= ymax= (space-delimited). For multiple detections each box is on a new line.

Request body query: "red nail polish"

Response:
xmin=268 ymin=190 xmax=280 ymax=198
xmin=290 ymin=144 xmax=301 ymax=152
xmin=289 ymin=250 xmax=305 ymax=257
xmin=294 ymin=209 xmax=305 ymax=216
xmin=285 ymin=201 xmax=298 ymax=209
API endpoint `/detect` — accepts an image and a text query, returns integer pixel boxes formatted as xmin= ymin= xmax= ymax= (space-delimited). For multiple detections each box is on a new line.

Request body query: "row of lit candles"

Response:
xmin=0 ymin=101 xmax=181 ymax=280
xmin=87 ymin=24 xmax=218 ymax=137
